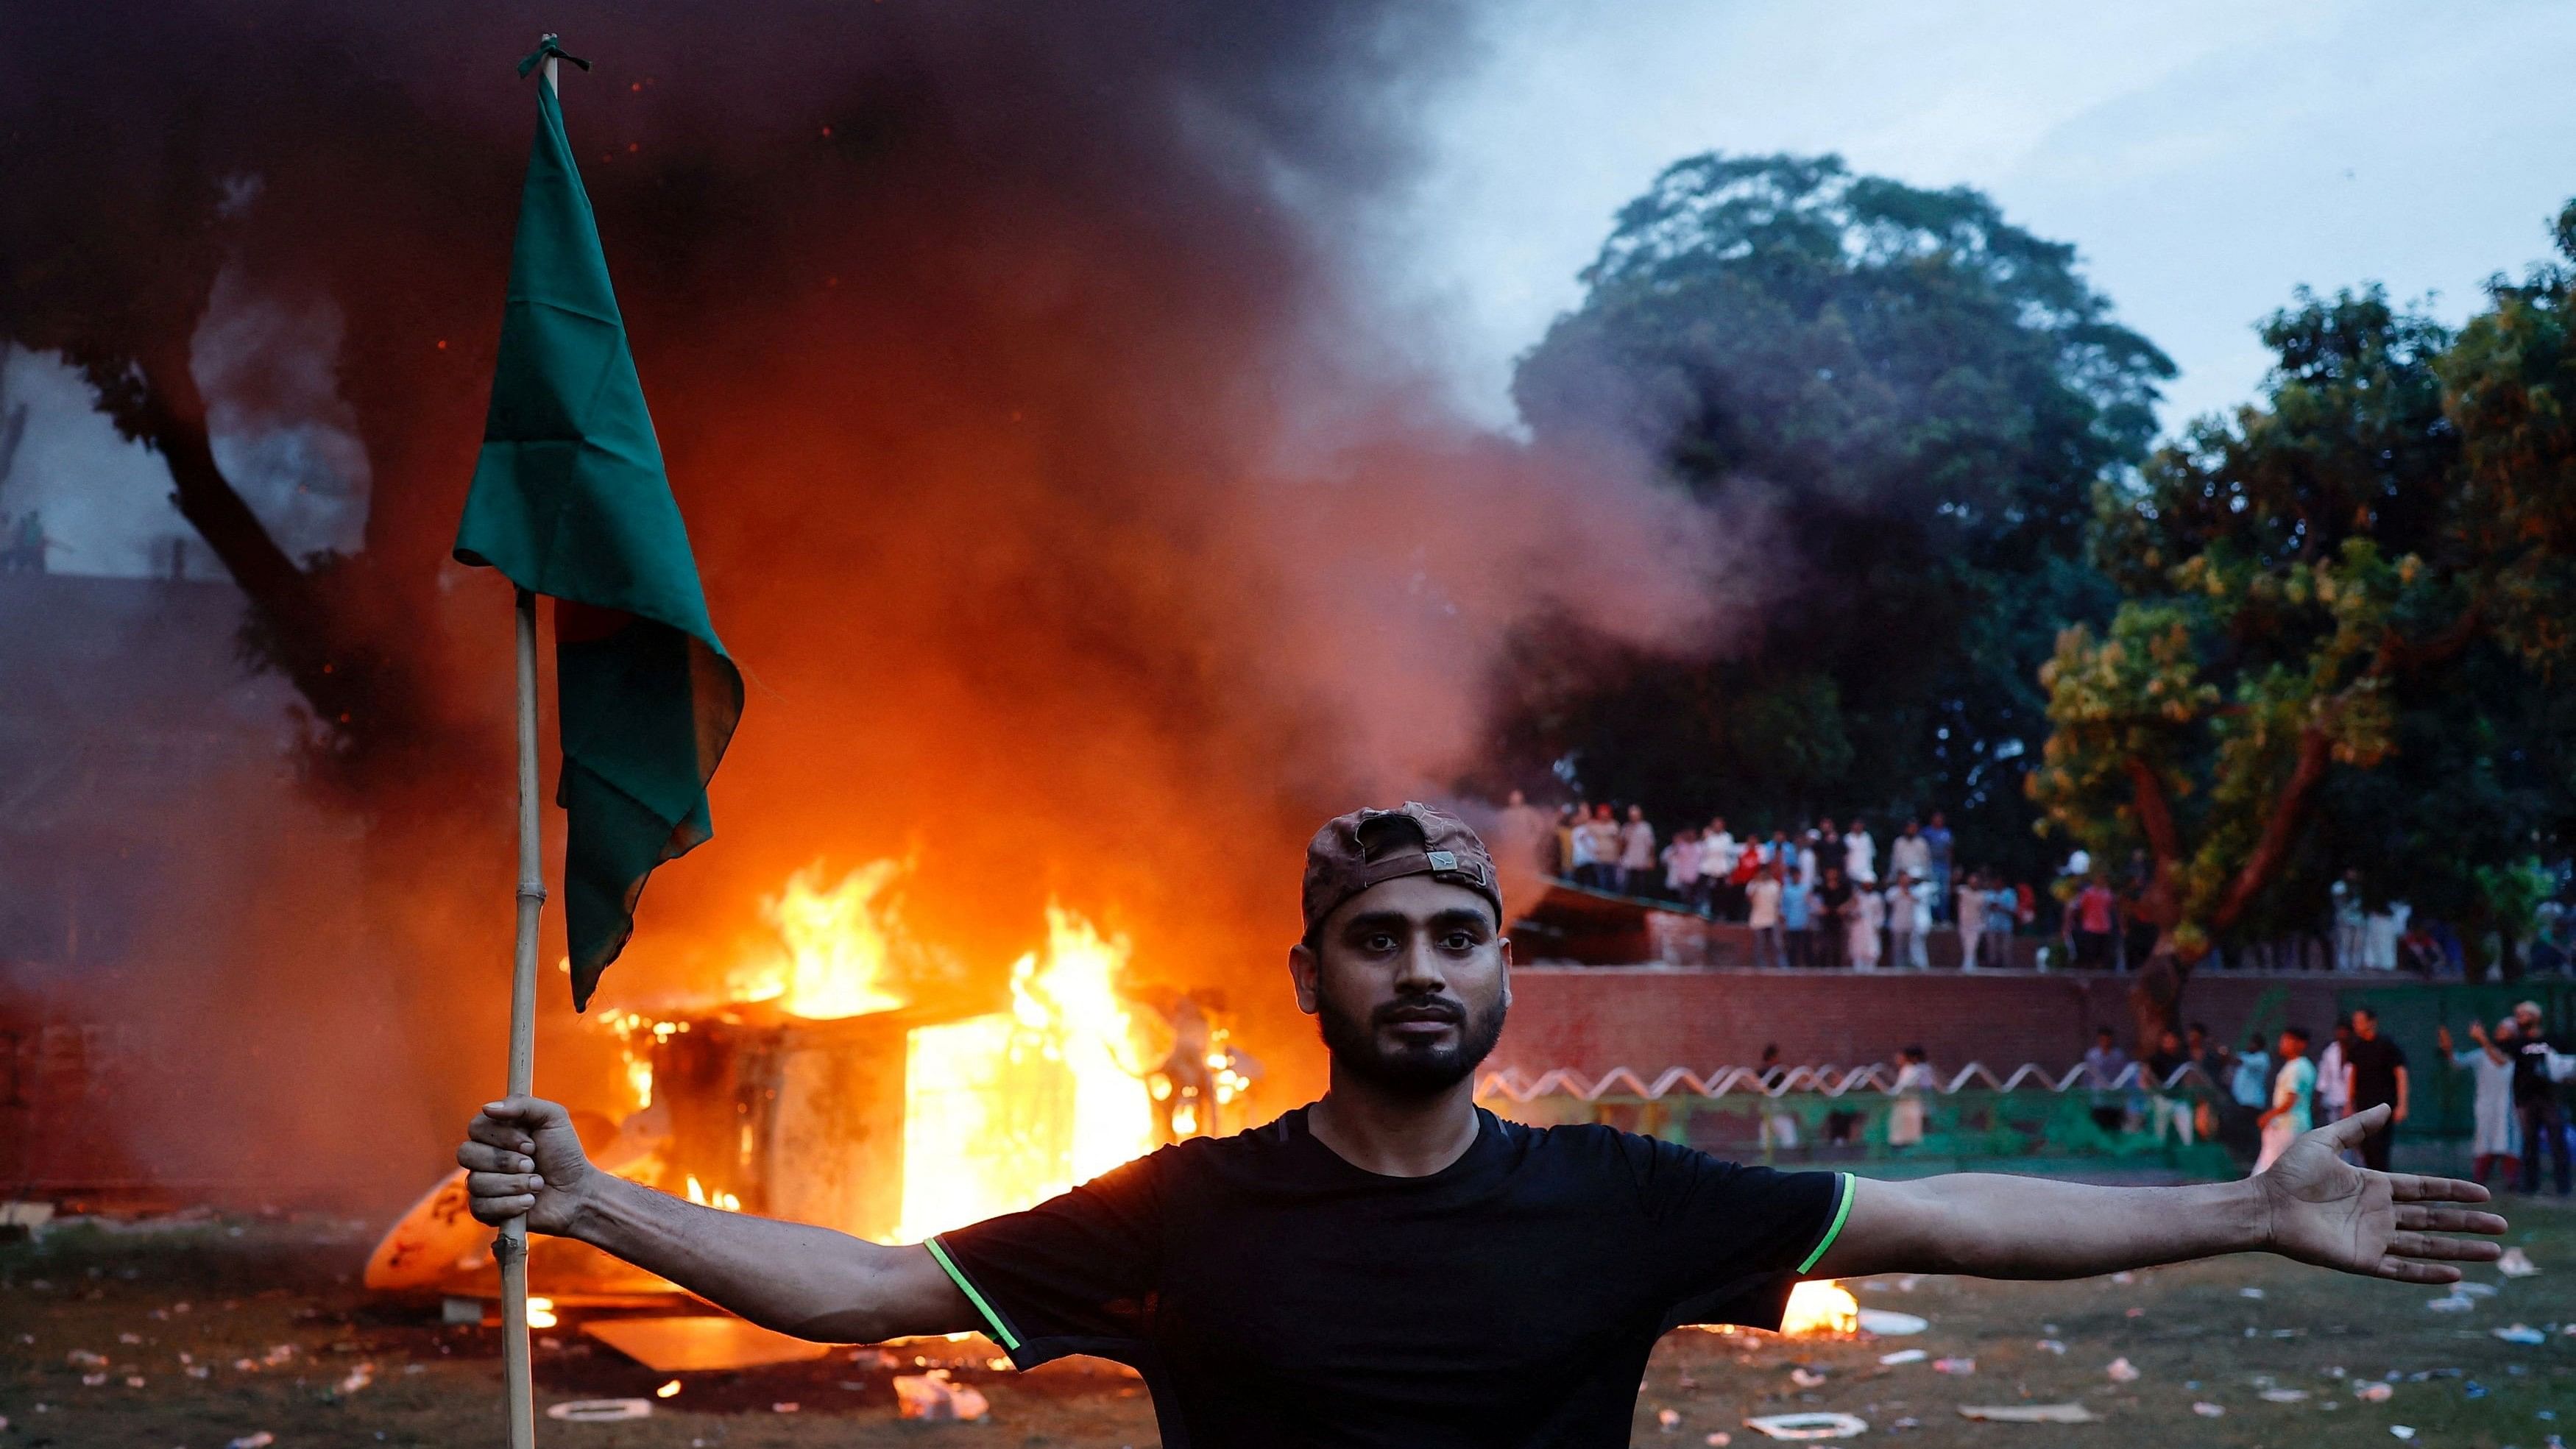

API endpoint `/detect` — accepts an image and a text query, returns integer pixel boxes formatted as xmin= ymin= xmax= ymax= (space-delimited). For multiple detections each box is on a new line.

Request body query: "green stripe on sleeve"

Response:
xmin=924 ymin=1236 xmax=1021 ymax=1353
xmin=1794 ymin=1172 xmax=1857 ymax=1275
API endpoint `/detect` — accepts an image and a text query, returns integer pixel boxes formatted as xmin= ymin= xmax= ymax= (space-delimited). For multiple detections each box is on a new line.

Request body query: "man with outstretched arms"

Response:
xmin=461 ymin=804 xmax=2505 ymax=1448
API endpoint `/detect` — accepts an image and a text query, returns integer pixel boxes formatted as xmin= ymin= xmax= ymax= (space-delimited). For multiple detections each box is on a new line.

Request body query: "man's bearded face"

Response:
xmin=1301 ymin=876 xmax=1510 ymax=1097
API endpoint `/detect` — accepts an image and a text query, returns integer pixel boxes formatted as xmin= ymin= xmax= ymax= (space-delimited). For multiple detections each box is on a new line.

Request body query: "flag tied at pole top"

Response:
xmin=453 ymin=58 xmax=741 ymax=1012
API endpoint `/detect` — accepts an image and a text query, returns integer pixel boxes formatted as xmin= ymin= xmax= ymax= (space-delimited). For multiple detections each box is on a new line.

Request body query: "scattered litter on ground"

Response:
xmin=2427 ymin=1294 xmax=2477 ymax=1312
xmin=261 ymin=1343 xmax=295 ymax=1365
xmin=1791 ymin=1367 xmax=1829 ymax=1388
xmin=2034 ymin=1339 xmax=2066 ymax=1355
xmin=66 ymin=1349 xmax=105 ymax=1368
xmin=545 ymin=1399 xmax=653 ymax=1422
xmin=1743 ymin=1411 xmax=1869 ymax=1440
xmin=1957 ymin=1403 xmax=2099 ymax=1423
xmin=2456 ymin=1281 xmax=2499 ymax=1297
xmin=2260 ymin=1388 xmax=2310 ymax=1403
xmin=337 ymin=1361 xmax=375 ymax=1395
xmin=2499 ymin=1247 xmax=2539 ymax=1278
xmin=772 ymin=1400 xmax=799 ymax=1412
xmin=1932 ymin=1357 xmax=1975 ymax=1375
xmin=656 ymin=1379 xmax=682 ymax=1398
xmin=1704 ymin=1434 xmax=1731 ymax=1447
xmin=2112 ymin=1272 xmax=2137 ymax=1286
xmin=226 ymin=1434 xmax=275 ymax=1449
xmin=1878 ymin=1349 xmax=1927 ymax=1366
xmin=2495 ymin=1323 xmax=2547 ymax=1345
xmin=2240 ymin=1287 xmax=2265 ymax=1300
xmin=893 ymin=1369 xmax=991 ymax=1422
xmin=1857 ymin=1309 xmax=1928 ymax=1336
xmin=116 ymin=1331 xmax=141 ymax=1344
xmin=2193 ymin=1402 xmax=2225 ymax=1417
xmin=80 ymin=1372 xmax=106 ymax=1386
xmin=2390 ymin=1428 xmax=2416 ymax=1441
xmin=1657 ymin=1407 xmax=1682 ymax=1428
xmin=2106 ymin=1356 xmax=2140 ymax=1383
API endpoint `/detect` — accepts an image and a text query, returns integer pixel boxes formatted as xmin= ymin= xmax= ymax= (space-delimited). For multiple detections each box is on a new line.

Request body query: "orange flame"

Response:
xmin=1778 ymin=1280 xmax=1859 ymax=1338
xmin=895 ymin=904 xmax=1158 ymax=1241
xmin=734 ymin=860 xmax=913 ymax=1020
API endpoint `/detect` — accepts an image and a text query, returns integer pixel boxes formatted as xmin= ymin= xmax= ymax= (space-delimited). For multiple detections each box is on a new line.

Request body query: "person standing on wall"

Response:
xmin=1616 ymin=806 xmax=1657 ymax=897
xmin=1745 ymin=861 xmax=1786 ymax=970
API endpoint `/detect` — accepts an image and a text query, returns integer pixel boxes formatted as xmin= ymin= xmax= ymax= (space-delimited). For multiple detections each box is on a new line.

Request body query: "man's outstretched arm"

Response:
xmin=459 ymin=1097 xmax=977 ymax=1344
xmin=1811 ymin=1105 xmax=2505 ymax=1283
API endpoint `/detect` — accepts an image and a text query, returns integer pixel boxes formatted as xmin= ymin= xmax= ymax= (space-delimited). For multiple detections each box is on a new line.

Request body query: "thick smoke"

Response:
xmin=2 ymin=1 xmax=1725 ymax=1207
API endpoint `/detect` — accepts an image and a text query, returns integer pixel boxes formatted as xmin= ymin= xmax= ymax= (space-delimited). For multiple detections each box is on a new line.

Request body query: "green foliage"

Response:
xmin=1500 ymin=154 xmax=2170 ymax=871
xmin=2036 ymin=255 xmax=2576 ymax=966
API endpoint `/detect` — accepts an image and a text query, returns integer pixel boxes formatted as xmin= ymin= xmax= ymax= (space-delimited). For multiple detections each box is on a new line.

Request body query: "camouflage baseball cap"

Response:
xmin=1301 ymin=802 xmax=1504 ymax=941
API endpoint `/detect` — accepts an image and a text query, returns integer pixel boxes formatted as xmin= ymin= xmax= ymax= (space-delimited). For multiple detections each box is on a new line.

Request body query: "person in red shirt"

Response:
xmin=2074 ymin=874 xmax=2117 ymax=969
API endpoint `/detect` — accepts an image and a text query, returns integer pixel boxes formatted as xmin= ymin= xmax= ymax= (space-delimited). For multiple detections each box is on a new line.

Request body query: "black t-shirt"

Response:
xmin=929 ymin=1107 xmax=1849 ymax=1448
xmin=2346 ymin=1035 xmax=2407 ymax=1109
xmin=2514 ymin=1035 xmax=2563 ymax=1105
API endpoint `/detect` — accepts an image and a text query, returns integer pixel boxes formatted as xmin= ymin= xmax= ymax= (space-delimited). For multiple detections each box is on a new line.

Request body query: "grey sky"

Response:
xmin=1379 ymin=0 xmax=2576 ymax=434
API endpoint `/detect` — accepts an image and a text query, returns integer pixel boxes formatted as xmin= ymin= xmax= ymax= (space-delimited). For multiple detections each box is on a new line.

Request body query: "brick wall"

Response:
xmin=1491 ymin=967 xmax=2354 ymax=1076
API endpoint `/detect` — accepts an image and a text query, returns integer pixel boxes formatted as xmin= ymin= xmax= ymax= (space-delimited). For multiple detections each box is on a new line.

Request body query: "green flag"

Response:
xmin=453 ymin=63 xmax=741 ymax=1012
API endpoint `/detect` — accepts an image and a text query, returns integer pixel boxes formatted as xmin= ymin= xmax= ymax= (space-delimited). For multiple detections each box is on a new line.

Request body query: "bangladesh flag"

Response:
xmin=453 ymin=59 xmax=741 ymax=1012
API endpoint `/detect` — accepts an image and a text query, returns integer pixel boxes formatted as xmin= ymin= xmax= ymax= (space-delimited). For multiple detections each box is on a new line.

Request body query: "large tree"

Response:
xmin=1499 ymin=153 xmax=2171 ymax=874
xmin=2034 ymin=233 xmax=2576 ymax=1038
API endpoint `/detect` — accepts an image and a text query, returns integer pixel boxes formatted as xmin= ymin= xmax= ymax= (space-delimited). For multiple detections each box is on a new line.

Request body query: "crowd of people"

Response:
xmin=1515 ymin=795 xmax=2040 ymax=971
xmin=2068 ymin=1003 xmax=2574 ymax=1197
xmin=1509 ymin=793 xmax=2570 ymax=978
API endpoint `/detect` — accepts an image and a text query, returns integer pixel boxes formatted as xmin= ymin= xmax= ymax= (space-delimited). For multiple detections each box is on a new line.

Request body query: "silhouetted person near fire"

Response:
xmin=462 ymin=803 xmax=2508 ymax=1448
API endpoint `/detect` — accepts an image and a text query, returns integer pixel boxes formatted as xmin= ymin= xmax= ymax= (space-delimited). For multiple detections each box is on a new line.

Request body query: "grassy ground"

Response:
xmin=3 ymin=1198 xmax=2571 ymax=1448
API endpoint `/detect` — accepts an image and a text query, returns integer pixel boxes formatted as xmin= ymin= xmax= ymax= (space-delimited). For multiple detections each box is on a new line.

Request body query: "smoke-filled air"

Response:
xmin=0 ymin=0 xmax=1732 ymax=1210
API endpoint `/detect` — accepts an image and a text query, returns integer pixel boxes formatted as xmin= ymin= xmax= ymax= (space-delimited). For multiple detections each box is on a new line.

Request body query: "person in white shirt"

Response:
xmin=1616 ymin=807 xmax=1657 ymax=896
xmin=1844 ymin=818 xmax=1877 ymax=885
xmin=1660 ymin=829 xmax=1702 ymax=902
xmin=1794 ymin=831 xmax=1820 ymax=891
xmin=1745 ymin=864 xmax=1786 ymax=969
xmin=1956 ymin=868 xmax=1986 ymax=972
xmin=1888 ymin=820 xmax=1931 ymax=884
xmin=1886 ymin=873 xmax=1930 ymax=970
xmin=1699 ymin=817 xmax=1738 ymax=918
xmin=1849 ymin=883 xmax=1885 ymax=970
xmin=2316 ymin=1024 xmax=2354 ymax=1162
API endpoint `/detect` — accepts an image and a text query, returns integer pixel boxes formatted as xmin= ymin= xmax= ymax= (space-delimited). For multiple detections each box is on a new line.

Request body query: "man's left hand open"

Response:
xmin=2258 ymin=1105 xmax=2506 ymax=1283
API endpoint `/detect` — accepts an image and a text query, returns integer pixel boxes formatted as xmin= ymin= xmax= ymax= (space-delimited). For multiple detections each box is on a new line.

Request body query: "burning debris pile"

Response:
xmin=367 ymin=861 xmax=1257 ymax=1305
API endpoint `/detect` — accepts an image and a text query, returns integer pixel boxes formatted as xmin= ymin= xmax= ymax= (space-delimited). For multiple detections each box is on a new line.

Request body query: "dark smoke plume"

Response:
xmin=1 ymin=1 xmax=1724 ymax=1206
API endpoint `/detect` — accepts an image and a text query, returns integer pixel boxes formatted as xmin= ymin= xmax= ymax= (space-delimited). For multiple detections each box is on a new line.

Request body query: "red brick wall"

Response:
xmin=1491 ymin=967 xmax=2352 ymax=1077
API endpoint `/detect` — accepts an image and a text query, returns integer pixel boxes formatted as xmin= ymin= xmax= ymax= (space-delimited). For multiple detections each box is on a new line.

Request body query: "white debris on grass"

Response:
xmin=2497 ymin=1247 xmax=2538 ymax=1278
xmin=893 ymin=1370 xmax=990 ymax=1422
xmin=1956 ymin=1403 xmax=2098 ymax=1423
xmin=2357 ymin=1383 xmax=2395 ymax=1403
xmin=1743 ymin=1411 xmax=1869 ymax=1440
xmin=2193 ymin=1402 xmax=2225 ymax=1417
xmin=2260 ymin=1389 xmax=2310 ymax=1403
xmin=2034 ymin=1339 xmax=2067 ymax=1355
xmin=545 ymin=1400 xmax=653 ymax=1422
xmin=2106 ymin=1356 xmax=2140 ymax=1383
xmin=226 ymin=1434 xmax=276 ymax=1449
xmin=2496 ymin=1324 xmax=2547 ymax=1345
xmin=1877 ymin=1349 xmax=1927 ymax=1367
xmin=337 ymin=1361 xmax=375 ymax=1394
xmin=2390 ymin=1428 xmax=2416 ymax=1441
xmin=2240 ymin=1287 xmax=2265 ymax=1300
xmin=1790 ymin=1367 xmax=1827 ymax=1389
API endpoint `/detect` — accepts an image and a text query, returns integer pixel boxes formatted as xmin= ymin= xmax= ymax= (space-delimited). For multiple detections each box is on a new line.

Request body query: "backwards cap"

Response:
xmin=1301 ymin=801 xmax=1502 ymax=942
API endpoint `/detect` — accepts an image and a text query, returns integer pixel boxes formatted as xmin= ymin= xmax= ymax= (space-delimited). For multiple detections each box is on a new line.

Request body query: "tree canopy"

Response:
xmin=2032 ymin=216 xmax=2576 ymax=1021
xmin=1498 ymin=152 xmax=2171 ymax=870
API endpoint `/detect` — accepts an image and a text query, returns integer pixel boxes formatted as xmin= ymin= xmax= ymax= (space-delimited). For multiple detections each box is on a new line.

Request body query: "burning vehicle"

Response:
xmin=365 ymin=860 xmax=1259 ymax=1325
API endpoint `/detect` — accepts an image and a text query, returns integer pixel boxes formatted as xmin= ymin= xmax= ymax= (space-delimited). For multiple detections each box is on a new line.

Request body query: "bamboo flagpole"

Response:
xmin=499 ymin=584 xmax=542 ymax=1449
xmin=492 ymin=51 xmax=563 ymax=1449
xmin=459 ymin=35 xmax=740 ymax=1440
